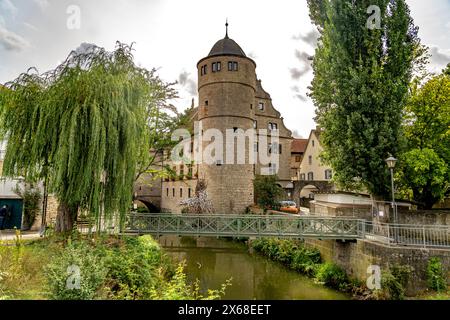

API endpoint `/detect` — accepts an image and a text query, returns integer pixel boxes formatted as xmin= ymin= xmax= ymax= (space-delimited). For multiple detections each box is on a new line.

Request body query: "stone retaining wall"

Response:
xmin=304 ymin=238 xmax=450 ymax=296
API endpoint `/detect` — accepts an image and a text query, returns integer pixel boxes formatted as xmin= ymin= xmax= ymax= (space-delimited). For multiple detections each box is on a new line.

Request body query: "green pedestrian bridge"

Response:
xmin=125 ymin=213 xmax=450 ymax=249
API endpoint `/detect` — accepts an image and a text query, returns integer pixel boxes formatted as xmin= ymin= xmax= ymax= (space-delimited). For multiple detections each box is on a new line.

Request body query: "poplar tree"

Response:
xmin=0 ymin=42 xmax=163 ymax=233
xmin=307 ymin=0 xmax=423 ymax=199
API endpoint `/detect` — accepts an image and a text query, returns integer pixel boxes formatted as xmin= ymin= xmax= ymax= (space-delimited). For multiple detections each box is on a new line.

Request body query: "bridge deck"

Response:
xmin=126 ymin=213 xmax=362 ymax=240
xmin=125 ymin=214 xmax=450 ymax=249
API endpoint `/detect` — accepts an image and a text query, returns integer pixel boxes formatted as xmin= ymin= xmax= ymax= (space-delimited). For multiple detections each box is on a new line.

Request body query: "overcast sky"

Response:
xmin=0 ymin=0 xmax=449 ymax=137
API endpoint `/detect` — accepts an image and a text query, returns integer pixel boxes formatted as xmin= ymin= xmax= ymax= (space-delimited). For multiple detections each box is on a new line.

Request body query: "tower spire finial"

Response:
xmin=225 ymin=19 xmax=229 ymax=38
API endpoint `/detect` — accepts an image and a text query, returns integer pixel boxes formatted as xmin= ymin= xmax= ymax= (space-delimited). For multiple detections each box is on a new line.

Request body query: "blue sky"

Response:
xmin=0 ymin=0 xmax=449 ymax=137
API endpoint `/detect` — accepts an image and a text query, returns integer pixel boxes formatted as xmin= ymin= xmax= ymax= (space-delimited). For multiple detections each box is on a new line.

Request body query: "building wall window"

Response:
xmin=325 ymin=169 xmax=333 ymax=180
xmin=228 ymin=61 xmax=238 ymax=71
xmin=166 ymin=188 xmax=169 ymax=197
xmin=312 ymin=140 xmax=315 ymax=147
xmin=200 ymin=65 xmax=208 ymax=76
xmin=253 ymin=120 xmax=257 ymax=129
xmin=269 ymin=163 xmax=278 ymax=175
xmin=188 ymin=188 xmax=192 ymax=198
xmin=172 ymin=188 xmax=175 ymax=197
xmin=307 ymin=172 xmax=314 ymax=181
xmin=180 ymin=165 xmax=184 ymax=177
xmin=268 ymin=122 xmax=278 ymax=131
xmin=268 ymin=143 xmax=281 ymax=154
xmin=295 ymin=156 xmax=301 ymax=162
xmin=180 ymin=188 xmax=183 ymax=197
xmin=308 ymin=155 xmax=312 ymax=165
xmin=212 ymin=61 xmax=221 ymax=72
xmin=205 ymin=100 xmax=208 ymax=106
xmin=254 ymin=142 xmax=259 ymax=153
xmin=258 ymin=102 xmax=264 ymax=111
xmin=300 ymin=173 xmax=306 ymax=181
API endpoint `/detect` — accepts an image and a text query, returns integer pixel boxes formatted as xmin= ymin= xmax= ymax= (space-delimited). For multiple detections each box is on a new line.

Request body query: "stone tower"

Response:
xmin=157 ymin=24 xmax=293 ymax=214
xmin=197 ymin=23 xmax=256 ymax=214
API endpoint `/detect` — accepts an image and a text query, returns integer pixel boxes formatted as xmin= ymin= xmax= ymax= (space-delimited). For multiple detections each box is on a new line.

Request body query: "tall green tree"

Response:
xmin=308 ymin=0 xmax=423 ymax=199
xmin=254 ymin=175 xmax=283 ymax=211
xmin=0 ymin=42 xmax=162 ymax=233
xmin=398 ymin=71 xmax=450 ymax=208
xmin=135 ymin=98 xmax=195 ymax=182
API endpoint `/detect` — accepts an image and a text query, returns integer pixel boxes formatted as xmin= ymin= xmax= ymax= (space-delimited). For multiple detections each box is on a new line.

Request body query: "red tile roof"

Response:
xmin=291 ymin=139 xmax=308 ymax=153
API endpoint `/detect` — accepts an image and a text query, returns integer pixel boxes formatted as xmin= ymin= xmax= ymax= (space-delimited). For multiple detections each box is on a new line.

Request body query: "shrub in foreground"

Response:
xmin=427 ymin=257 xmax=447 ymax=292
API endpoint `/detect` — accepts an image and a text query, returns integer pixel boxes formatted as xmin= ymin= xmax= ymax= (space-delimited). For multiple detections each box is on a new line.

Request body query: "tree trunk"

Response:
xmin=55 ymin=202 xmax=78 ymax=233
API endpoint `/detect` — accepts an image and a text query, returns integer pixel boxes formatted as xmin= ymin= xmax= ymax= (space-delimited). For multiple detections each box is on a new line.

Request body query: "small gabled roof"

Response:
xmin=291 ymin=139 xmax=308 ymax=153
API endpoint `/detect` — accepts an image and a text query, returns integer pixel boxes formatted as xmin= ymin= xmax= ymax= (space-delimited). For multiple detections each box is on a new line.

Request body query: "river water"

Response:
xmin=160 ymin=236 xmax=348 ymax=300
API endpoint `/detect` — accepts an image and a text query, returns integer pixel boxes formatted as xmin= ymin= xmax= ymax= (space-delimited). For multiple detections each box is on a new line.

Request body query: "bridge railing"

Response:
xmin=362 ymin=221 xmax=450 ymax=249
xmin=126 ymin=213 xmax=362 ymax=239
xmin=125 ymin=213 xmax=450 ymax=249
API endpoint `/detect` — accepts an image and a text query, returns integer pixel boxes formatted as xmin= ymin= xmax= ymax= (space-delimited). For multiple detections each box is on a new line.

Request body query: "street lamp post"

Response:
xmin=386 ymin=156 xmax=398 ymax=242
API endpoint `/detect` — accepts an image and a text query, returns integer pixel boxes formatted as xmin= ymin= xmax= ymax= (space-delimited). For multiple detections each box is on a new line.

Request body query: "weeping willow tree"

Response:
xmin=0 ymin=42 xmax=160 ymax=233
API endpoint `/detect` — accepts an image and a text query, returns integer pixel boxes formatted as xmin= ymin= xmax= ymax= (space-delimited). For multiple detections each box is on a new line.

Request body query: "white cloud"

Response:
xmin=429 ymin=46 xmax=450 ymax=72
xmin=33 ymin=0 xmax=49 ymax=10
xmin=0 ymin=0 xmax=18 ymax=17
xmin=0 ymin=24 xmax=30 ymax=51
xmin=23 ymin=22 xmax=38 ymax=32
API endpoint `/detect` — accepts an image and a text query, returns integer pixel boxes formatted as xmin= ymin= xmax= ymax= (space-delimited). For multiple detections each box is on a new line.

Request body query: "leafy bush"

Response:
xmin=136 ymin=207 xmax=150 ymax=213
xmin=253 ymin=175 xmax=283 ymax=211
xmin=290 ymin=247 xmax=321 ymax=276
xmin=379 ymin=265 xmax=412 ymax=300
xmin=314 ymin=262 xmax=348 ymax=291
xmin=427 ymin=257 xmax=447 ymax=292
xmin=13 ymin=184 xmax=42 ymax=230
xmin=44 ymin=241 xmax=107 ymax=300
xmin=380 ymin=270 xmax=404 ymax=300
xmin=252 ymin=238 xmax=321 ymax=276
xmin=104 ymin=235 xmax=170 ymax=299
xmin=150 ymin=262 xmax=231 ymax=300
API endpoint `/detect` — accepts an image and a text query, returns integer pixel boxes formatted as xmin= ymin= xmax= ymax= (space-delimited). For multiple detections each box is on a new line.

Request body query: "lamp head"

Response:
xmin=385 ymin=156 xmax=398 ymax=169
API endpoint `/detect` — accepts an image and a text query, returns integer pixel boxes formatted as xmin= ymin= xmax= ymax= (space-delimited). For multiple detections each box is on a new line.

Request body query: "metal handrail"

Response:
xmin=125 ymin=213 xmax=450 ymax=249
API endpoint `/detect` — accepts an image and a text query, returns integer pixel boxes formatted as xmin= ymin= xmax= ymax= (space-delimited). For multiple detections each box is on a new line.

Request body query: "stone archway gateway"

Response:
xmin=292 ymin=180 xmax=334 ymax=207
xmin=134 ymin=197 xmax=160 ymax=213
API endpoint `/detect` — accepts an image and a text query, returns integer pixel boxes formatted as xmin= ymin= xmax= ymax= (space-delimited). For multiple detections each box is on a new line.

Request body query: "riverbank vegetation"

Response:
xmin=0 ymin=234 xmax=229 ymax=300
xmin=249 ymin=238 xmax=449 ymax=300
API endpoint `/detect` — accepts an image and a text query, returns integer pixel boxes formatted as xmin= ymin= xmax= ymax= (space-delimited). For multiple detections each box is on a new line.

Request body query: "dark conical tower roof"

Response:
xmin=208 ymin=20 xmax=246 ymax=57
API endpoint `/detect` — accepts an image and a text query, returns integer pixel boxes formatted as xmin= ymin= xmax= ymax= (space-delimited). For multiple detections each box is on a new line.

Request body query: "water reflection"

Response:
xmin=160 ymin=236 xmax=348 ymax=300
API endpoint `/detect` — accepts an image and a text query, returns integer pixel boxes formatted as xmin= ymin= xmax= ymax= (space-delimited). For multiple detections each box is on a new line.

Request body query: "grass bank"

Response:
xmin=249 ymin=238 xmax=449 ymax=300
xmin=0 ymin=233 xmax=229 ymax=300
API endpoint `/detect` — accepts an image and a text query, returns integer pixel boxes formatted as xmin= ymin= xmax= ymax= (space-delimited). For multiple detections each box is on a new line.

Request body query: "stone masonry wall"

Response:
xmin=304 ymin=238 xmax=450 ymax=296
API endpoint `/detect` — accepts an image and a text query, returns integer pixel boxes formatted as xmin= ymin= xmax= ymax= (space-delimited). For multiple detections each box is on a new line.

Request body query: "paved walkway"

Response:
xmin=0 ymin=230 xmax=42 ymax=242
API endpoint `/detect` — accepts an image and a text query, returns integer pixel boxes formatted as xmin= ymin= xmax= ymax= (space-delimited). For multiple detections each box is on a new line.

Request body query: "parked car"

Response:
xmin=279 ymin=201 xmax=300 ymax=214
